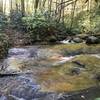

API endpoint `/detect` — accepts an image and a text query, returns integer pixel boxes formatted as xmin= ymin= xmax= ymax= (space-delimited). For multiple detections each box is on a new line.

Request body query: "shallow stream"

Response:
xmin=0 ymin=44 xmax=100 ymax=100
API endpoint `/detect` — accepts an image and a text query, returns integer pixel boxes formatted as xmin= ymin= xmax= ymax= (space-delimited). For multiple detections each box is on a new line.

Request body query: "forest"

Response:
xmin=0 ymin=0 xmax=100 ymax=100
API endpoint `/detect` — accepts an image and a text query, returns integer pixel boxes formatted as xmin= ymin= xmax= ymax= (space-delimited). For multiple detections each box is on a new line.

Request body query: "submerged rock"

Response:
xmin=70 ymin=67 xmax=81 ymax=75
xmin=8 ymin=48 xmax=28 ymax=56
xmin=94 ymin=73 xmax=100 ymax=82
xmin=72 ymin=61 xmax=85 ymax=68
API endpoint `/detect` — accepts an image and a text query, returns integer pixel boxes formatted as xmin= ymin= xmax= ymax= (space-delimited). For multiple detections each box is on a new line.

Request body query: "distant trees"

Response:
xmin=0 ymin=0 xmax=3 ymax=12
xmin=0 ymin=0 xmax=98 ymax=17
xmin=0 ymin=0 xmax=99 ymax=34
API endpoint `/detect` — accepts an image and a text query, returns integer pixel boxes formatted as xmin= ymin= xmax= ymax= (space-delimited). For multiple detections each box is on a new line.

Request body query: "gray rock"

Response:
xmin=72 ymin=61 xmax=85 ymax=68
xmin=86 ymin=36 xmax=100 ymax=44
xmin=73 ymin=37 xmax=83 ymax=43
xmin=70 ymin=68 xmax=81 ymax=75
xmin=8 ymin=48 xmax=28 ymax=57
xmin=94 ymin=73 xmax=100 ymax=81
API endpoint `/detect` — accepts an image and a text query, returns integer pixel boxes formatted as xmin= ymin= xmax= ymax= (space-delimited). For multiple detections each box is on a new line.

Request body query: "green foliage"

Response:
xmin=95 ymin=5 xmax=100 ymax=15
xmin=0 ymin=12 xmax=8 ymax=31
xmin=73 ymin=11 xmax=90 ymax=33
xmin=95 ymin=98 xmax=100 ymax=100
xmin=9 ymin=10 xmax=23 ymax=30
xmin=0 ymin=33 xmax=10 ymax=59
xmin=22 ymin=12 xmax=67 ymax=42
xmin=91 ymin=14 xmax=100 ymax=33
xmin=72 ymin=6 xmax=100 ymax=34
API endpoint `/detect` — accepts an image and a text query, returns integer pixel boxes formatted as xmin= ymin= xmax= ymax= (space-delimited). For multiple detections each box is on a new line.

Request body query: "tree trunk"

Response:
xmin=3 ymin=0 xmax=6 ymax=14
xmin=58 ymin=0 xmax=64 ymax=23
xmin=10 ymin=0 xmax=13 ymax=12
xmin=49 ymin=0 xmax=52 ymax=16
xmin=0 ymin=0 xmax=3 ymax=12
xmin=21 ymin=0 xmax=25 ymax=16
xmin=70 ymin=0 xmax=77 ymax=29
xmin=15 ymin=0 xmax=19 ymax=11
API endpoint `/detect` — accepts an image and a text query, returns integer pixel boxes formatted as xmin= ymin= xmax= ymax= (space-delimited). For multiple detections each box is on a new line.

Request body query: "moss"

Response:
xmin=73 ymin=55 xmax=100 ymax=73
xmin=36 ymin=55 xmax=100 ymax=92
xmin=50 ymin=43 xmax=100 ymax=56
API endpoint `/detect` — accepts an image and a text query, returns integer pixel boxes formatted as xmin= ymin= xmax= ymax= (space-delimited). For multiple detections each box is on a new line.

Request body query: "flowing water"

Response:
xmin=0 ymin=45 xmax=100 ymax=100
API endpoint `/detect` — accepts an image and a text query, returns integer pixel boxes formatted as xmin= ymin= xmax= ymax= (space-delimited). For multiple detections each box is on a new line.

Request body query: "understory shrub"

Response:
xmin=9 ymin=10 xmax=24 ymax=30
xmin=0 ymin=12 xmax=8 ymax=31
xmin=0 ymin=33 xmax=10 ymax=59
xmin=72 ymin=6 xmax=100 ymax=34
xmin=22 ymin=13 xmax=67 ymax=42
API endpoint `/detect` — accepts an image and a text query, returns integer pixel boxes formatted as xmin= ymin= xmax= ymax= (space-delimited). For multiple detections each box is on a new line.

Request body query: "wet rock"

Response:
xmin=86 ymin=36 xmax=100 ymax=44
xmin=7 ymin=95 xmax=25 ymax=100
xmin=28 ymin=48 xmax=38 ymax=58
xmin=37 ymin=49 xmax=58 ymax=59
xmin=3 ymin=57 xmax=24 ymax=71
xmin=70 ymin=68 xmax=81 ymax=75
xmin=73 ymin=37 xmax=83 ymax=43
xmin=0 ymin=95 xmax=7 ymax=100
xmin=0 ymin=62 xmax=3 ymax=71
xmin=72 ymin=61 xmax=85 ymax=68
xmin=94 ymin=74 xmax=100 ymax=82
xmin=8 ymin=48 xmax=28 ymax=56
xmin=0 ymin=73 xmax=19 ymax=78
xmin=43 ymin=93 xmax=58 ymax=100
xmin=48 ymin=36 xmax=57 ymax=43
xmin=0 ymin=75 xmax=41 ymax=100
xmin=66 ymin=49 xmax=83 ymax=56
xmin=76 ymin=34 xmax=88 ymax=40
xmin=8 ymin=47 xmax=40 ymax=60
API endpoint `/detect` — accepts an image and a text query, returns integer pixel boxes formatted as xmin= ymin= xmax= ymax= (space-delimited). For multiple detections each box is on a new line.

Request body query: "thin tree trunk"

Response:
xmin=15 ymin=0 xmax=19 ymax=11
xmin=55 ymin=0 xmax=58 ymax=19
xmin=21 ymin=0 xmax=25 ymax=16
xmin=49 ymin=0 xmax=52 ymax=17
xmin=70 ymin=0 xmax=77 ymax=29
xmin=10 ymin=0 xmax=13 ymax=11
xmin=62 ymin=0 xmax=65 ymax=24
xmin=26 ymin=0 xmax=30 ymax=14
xmin=34 ymin=0 xmax=39 ymax=14
xmin=4 ymin=0 xmax=7 ymax=14
xmin=32 ymin=0 xmax=34 ymax=11
xmin=58 ymin=0 xmax=64 ymax=23
xmin=0 ymin=0 xmax=3 ymax=12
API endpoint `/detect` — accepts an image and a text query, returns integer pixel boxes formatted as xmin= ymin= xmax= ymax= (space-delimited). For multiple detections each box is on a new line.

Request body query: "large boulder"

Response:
xmin=86 ymin=36 xmax=100 ymax=44
xmin=73 ymin=37 xmax=83 ymax=43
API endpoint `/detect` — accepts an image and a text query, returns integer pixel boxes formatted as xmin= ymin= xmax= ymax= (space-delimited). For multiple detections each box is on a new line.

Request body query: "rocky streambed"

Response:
xmin=0 ymin=43 xmax=100 ymax=100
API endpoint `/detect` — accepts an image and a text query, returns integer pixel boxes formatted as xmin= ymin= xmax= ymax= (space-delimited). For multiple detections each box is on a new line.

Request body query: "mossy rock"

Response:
xmin=37 ymin=55 xmax=100 ymax=92
xmin=86 ymin=36 xmax=100 ymax=44
xmin=0 ymin=33 xmax=10 ymax=59
xmin=50 ymin=43 xmax=100 ymax=56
